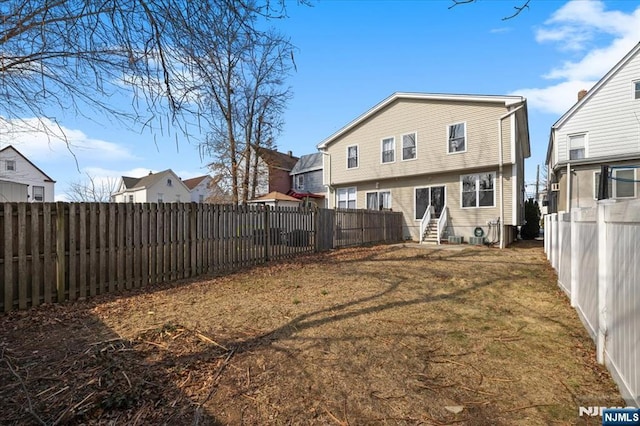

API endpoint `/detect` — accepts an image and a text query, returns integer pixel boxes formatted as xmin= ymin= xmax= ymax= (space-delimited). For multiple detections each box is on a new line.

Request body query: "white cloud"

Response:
xmin=0 ymin=117 xmax=135 ymax=164
xmin=516 ymin=0 xmax=640 ymax=114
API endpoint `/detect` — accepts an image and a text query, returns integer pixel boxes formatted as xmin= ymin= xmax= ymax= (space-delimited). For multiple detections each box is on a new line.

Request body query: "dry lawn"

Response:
xmin=0 ymin=240 xmax=623 ymax=425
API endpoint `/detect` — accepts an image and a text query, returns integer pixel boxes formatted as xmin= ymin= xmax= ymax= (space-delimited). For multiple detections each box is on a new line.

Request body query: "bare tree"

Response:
xmin=185 ymin=6 xmax=294 ymax=204
xmin=66 ymin=173 xmax=119 ymax=202
xmin=449 ymin=0 xmax=531 ymax=20
xmin=0 ymin=1 xmax=299 ymax=145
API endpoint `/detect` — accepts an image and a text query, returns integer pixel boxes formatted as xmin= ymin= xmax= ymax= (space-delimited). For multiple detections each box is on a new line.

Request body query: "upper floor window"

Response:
xmin=634 ymin=81 xmax=640 ymax=99
xmin=337 ymin=187 xmax=356 ymax=209
xmin=167 ymin=178 xmax=173 ymax=186
xmin=448 ymin=122 xmax=466 ymax=154
xmin=461 ymin=172 xmax=495 ymax=208
xmin=402 ymin=133 xmax=417 ymax=160
xmin=381 ymin=137 xmax=395 ymax=163
xmin=32 ymin=186 xmax=44 ymax=202
xmin=295 ymin=174 xmax=304 ymax=191
xmin=5 ymin=160 xmax=15 ymax=171
xmin=347 ymin=145 xmax=358 ymax=169
xmin=568 ymin=133 xmax=586 ymax=160
xmin=366 ymin=191 xmax=391 ymax=211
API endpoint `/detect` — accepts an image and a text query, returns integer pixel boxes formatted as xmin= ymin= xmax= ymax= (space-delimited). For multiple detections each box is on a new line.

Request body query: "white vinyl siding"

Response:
xmin=337 ymin=187 xmax=356 ymax=209
xmin=447 ymin=122 xmax=466 ymax=154
xmin=461 ymin=173 xmax=495 ymax=208
xmin=402 ymin=132 xmax=417 ymax=161
xmin=552 ymin=49 xmax=640 ymax=164
xmin=381 ymin=137 xmax=395 ymax=163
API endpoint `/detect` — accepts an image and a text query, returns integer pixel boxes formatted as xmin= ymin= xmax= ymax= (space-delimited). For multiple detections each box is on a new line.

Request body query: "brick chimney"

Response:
xmin=578 ymin=89 xmax=588 ymax=101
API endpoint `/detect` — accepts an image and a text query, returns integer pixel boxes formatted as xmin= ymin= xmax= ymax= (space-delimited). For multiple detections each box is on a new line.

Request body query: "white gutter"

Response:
xmin=320 ymin=150 xmax=333 ymax=207
xmin=498 ymin=102 xmax=525 ymax=249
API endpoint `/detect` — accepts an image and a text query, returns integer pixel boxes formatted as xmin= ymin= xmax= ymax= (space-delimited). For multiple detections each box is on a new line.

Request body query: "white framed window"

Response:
xmin=447 ymin=122 xmax=466 ymax=154
xmin=402 ymin=132 xmax=417 ymax=161
xmin=337 ymin=187 xmax=356 ymax=209
xmin=461 ymin=173 xmax=495 ymax=208
xmin=568 ymin=133 xmax=586 ymax=160
xmin=128 ymin=195 xmax=134 ymax=203
xmin=347 ymin=145 xmax=358 ymax=169
xmin=6 ymin=160 xmax=15 ymax=171
xmin=381 ymin=137 xmax=395 ymax=163
xmin=595 ymin=169 xmax=636 ymax=199
xmin=32 ymin=186 xmax=44 ymax=202
xmin=199 ymin=194 xmax=205 ymax=203
xmin=366 ymin=191 xmax=391 ymax=210
xmin=157 ymin=193 xmax=164 ymax=203
xmin=634 ymin=80 xmax=640 ymax=100
xmin=295 ymin=174 xmax=304 ymax=191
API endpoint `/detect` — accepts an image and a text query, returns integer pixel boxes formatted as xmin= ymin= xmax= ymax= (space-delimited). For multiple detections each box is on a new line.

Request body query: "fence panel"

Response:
xmin=557 ymin=213 xmax=571 ymax=296
xmin=0 ymin=203 xmax=402 ymax=313
xmin=571 ymin=208 xmax=598 ymax=339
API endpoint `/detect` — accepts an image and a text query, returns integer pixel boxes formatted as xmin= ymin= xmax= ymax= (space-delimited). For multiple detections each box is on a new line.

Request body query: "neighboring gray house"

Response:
xmin=546 ymin=42 xmax=640 ymax=213
xmin=0 ymin=145 xmax=55 ymax=202
xmin=289 ymin=152 xmax=326 ymax=207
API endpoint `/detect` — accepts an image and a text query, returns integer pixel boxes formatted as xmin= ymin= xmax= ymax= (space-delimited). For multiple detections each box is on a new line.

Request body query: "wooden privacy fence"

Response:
xmin=544 ymin=199 xmax=640 ymax=406
xmin=1 ymin=202 xmax=403 ymax=312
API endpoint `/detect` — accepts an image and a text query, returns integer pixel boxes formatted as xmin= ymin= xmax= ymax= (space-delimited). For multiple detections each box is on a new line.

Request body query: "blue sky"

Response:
xmin=3 ymin=0 xmax=640 ymax=200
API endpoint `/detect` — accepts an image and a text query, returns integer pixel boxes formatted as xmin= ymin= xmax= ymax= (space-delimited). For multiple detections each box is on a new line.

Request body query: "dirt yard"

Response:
xmin=0 ymin=240 xmax=623 ymax=425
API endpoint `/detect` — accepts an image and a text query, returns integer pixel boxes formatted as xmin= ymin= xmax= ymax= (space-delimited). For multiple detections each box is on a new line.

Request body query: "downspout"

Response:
xmin=566 ymin=162 xmax=571 ymax=213
xmin=498 ymin=102 xmax=525 ymax=249
xmin=321 ymin=150 xmax=333 ymax=207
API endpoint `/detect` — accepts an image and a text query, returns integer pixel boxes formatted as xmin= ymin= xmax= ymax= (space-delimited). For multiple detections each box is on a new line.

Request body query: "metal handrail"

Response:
xmin=436 ymin=205 xmax=448 ymax=245
xmin=419 ymin=204 xmax=432 ymax=243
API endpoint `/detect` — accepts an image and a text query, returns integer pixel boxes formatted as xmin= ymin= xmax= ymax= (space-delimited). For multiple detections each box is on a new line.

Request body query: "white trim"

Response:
xmin=633 ymin=79 xmax=640 ymax=100
xmin=346 ymin=144 xmax=359 ymax=170
xmin=512 ymin=163 xmax=518 ymax=225
xmin=380 ymin=136 xmax=395 ymax=164
xmin=612 ymin=168 xmax=636 ymax=198
xmin=447 ymin=121 xmax=467 ymax=155
xmin=460 ymin=172 xmax=496 ymax=209
xmin=317 ymin=92 xmax=526 ymax=149
xmin=401 ymin=131 xmax=418 ymax=161
xmin=510 ymin=114 xmax=516 ymax=164
xmin=567 ymin=132 xmax=588 ymax=160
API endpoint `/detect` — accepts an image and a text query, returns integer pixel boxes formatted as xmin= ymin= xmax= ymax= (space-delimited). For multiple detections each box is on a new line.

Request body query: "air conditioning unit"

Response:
xmin=551 ymin=183 xmax=560 ymax=192
xmin=469 ymin=236 xmax=485 ymax=246
xmin=448 ymin=236 xmax=463 ymax=244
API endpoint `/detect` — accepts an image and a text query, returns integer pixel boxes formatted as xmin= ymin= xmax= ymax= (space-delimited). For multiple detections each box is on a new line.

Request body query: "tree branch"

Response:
xmin=502 ymin=0 xmax=531 ymax=20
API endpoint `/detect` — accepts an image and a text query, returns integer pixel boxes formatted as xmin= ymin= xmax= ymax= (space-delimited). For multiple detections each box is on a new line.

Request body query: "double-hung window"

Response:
xmin=461 ymin=173 xmax=495 ymax=208
xmin=381 ymin=137 xmax=395 ymax=163
xmin=634 ymin=81 xmax=640 ymax=100
xmin=568 ymin=133 xmax=586 ymax=160
xmin=337 ymin=187 xmax=356 ymax=209
xmin=366 ymin=191 xmax=391 ymax=210
xmin=6 ymin=160 xmax=15 ymax=171
xmin=448 ymin=122 xmax=466 ymax=153
xmin=295 ymin=175 xmax=304 ymax=191
xmin=32 ymin=186 xmax=44 ymax=202
xmin=402 ymin=133 xmax=416 ymax=160
xmin=347 ymin=145 xmax=358 ymax=169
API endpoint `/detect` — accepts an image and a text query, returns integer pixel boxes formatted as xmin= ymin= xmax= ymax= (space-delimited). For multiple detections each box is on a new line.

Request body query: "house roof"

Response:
xmin=290 ymin=152 xmax=323 ymax=175
xmin=119 ymin=169 xmax=189 ymax=192
xmin=317 ymin=92 xmax=526 ymax=149
xmin=546 ymin=42 xmax=640 ymax=165
xmin=256 ymin=147 xmax=299 ymax=171
xmin=0 ymin=145 xmax=56 ymax=182
xmin=182 ymin=175 xmax=210 ymax=190
xmin=248 ymin=191 xmax=301 ymax=203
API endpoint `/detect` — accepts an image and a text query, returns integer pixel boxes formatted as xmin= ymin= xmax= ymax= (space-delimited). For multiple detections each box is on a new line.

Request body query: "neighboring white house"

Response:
xmin=546 ymin=42 xmax=640 ymax=213
xmin=0 ymin=145 xmax=55 ymax=202
xmin=111 ymin=169 xmax=191 ymax=203
xmin=182 ymin=175 xmax=230 ymax=203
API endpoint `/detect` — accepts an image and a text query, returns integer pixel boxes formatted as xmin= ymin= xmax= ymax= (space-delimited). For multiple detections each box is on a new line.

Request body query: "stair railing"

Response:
xmin=436 ymin=205 xmax=448 ymax=245
xmin=419 ymin=204 xmax=432 ymax=244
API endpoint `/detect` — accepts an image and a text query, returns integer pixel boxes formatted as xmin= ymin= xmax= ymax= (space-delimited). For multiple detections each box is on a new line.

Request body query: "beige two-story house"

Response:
xmin=317 ymin=92 xmax=530 ymax=248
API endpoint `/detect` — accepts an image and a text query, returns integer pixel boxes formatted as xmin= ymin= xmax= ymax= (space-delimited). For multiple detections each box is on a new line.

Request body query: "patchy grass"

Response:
xmin=0 ymin=240 xmax=622 ymax=425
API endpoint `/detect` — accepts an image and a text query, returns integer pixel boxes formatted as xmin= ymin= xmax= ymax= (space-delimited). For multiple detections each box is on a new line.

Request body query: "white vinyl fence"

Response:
xmin=545 ymin=199 xmax=640 ymax=406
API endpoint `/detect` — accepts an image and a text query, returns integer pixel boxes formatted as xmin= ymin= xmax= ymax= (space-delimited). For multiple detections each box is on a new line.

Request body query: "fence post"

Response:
xmin=264 ymin=205 xmax=270 ymax=262
xmin=570 ymin=210 xmax=578 ymax=307
xmin=596 ymin=201 xmax=612 ymax=364
xmin=56 ymin=202 xmax=66 ymax=303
